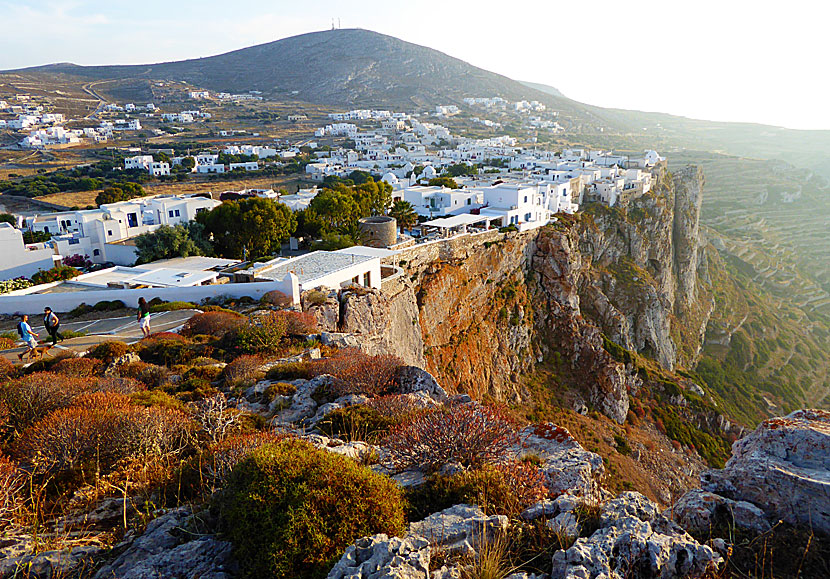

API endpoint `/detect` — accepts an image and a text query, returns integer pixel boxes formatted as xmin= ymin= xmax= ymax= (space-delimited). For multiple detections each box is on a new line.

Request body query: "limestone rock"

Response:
xmin=396 ymin=366 xmax=448 ymax=402
xmin=326 ymin=534 xmax=430 ymax=579
xmin=94 ymin=507 xmax=234 ymax=579
xmin=667 ymin=489 xmax=770 ymax=534
xmin=407 ymin=504 xmax=508 ymax=555
xmin=0 ymin=539 xmax=100 ymax=579
xmin=517 ymin=423 xmax=604 ymax=498
xmin=272 ymin=374 xmax=333 ymax=425
xmin=551 ymin=492 xmax=720 ymax=579
xmin=700 ymin=409 xmax=830 ymax=534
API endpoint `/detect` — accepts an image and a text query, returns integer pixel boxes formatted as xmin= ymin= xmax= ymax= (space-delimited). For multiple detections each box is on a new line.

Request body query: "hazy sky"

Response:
xmin=1 ymin=0 xmax=827 ymax=130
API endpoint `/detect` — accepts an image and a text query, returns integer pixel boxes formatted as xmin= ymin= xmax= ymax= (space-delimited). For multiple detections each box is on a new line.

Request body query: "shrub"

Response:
xmin=93 ymin=299 xmax=126 ymax=311
xmin=18 ymin=403 xmax=194 ymax=476
xmin=69 ymin=303 xmax=94 ymax=317
xmin=137 ymin=336 xmax=195 ymax=367
xmin=0 ymin=372 xmax=88 ymax=432
xmin=87 ymin=341 xmax=132 ymax=365
xmin=276 ymin=310 xmax=318 ymax=335
xmin=317 ymin=405 xmax=398 ymax=442
xmin=0 ymin=277 xmax=33 ymax=295
xmin=0 ymin=454 xmax=25 ymax=530
xmin=366 ymin=394 xmax=428 ymax=418
xmin=218 ymin=439 xmax=406 ymax=579
xmin=264 ymin=361 xmax=314 ymax=381
xmin=0 ymin=337 xmax=16 ymax=350
xmin=116 ymin=361 xmax=170 ymax=389
xmin=148 ymin=301 xmax=197 ymax=313
xmin=315 ymin=350 xmax=403 ymax=397
xmin=180 ymin=311 xmax=245 ymax=339
xmin=264 ymin=381 xmax=297 ymax=399
xmin=223 ymin=355 xmax=264 ymax=388
xmin=261 ymin=290 xmax=293 ymax=307
xmin=0 ymin=357 xmax=16 ymax=380
xmin=224 ymin=312 xmax=288 ymax=355
xmin=52 ymin=357 xmax=103 ymax=378
xmin=93 ymin=376 xmax=145 ymax=395
xmin=383 ymin=403 xmax=520 ymax=473
xmin=31 ymin=265 xmax=80 ymax=285
xmin=205 ymin=432 xmax=286 ymax=484
xmin=305 ymin=290 xmax=328 ymax=306
xmin=130 ymin=390 xmax=184 ymax=411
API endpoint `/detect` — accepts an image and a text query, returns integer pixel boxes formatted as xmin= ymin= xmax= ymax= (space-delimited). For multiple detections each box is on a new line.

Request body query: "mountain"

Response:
xmin=521 ymin=80 xmax=565 ymax=98
xmin=9 ymin=29 xmax=580 ymax=112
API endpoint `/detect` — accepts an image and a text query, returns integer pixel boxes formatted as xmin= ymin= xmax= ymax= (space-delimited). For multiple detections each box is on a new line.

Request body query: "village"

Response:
xmin=0 ymin=89 xmax=665 ymax=312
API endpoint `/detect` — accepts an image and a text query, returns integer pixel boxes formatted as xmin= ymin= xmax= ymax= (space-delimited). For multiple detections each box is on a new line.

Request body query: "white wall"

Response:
xmin=0 ymin=275 xmax=300 ymax=315
xmin=306 ymin=260 xmax=382 ymax=291
xmin=0 ymin=224 xmax=59 ymax=280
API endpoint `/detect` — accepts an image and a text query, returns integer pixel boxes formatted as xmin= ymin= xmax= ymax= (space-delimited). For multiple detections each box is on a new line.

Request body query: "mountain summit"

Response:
xmin=15 ymin=28 xmax=563 ymax=108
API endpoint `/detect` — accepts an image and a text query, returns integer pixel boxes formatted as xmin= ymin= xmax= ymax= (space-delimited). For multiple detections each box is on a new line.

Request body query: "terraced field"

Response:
xmin=668 ymin=151 xmax=830 ymax=418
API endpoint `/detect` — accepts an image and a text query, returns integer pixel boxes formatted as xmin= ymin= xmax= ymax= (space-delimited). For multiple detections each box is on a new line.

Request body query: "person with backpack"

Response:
xmin=16 ymin=314 xmax=39 ymax=361
xmin=43 ymin=307 xmax=64 ymax=345
xmin=137 ymin=297 xmax=151 ymax=338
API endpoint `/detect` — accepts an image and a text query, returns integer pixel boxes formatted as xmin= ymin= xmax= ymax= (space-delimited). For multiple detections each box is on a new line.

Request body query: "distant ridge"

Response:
xmin=8 ymin=29 xmax=575 ymax=110
xmin=521 ymin=81 xmax=565 ymax=99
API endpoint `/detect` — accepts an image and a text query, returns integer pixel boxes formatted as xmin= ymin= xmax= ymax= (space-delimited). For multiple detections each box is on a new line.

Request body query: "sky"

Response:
xmin=1 ymin=0 xmax=828 ymax=130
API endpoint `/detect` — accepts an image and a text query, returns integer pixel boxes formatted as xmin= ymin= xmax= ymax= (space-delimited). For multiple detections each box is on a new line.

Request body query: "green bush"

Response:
xmin=264 ymin=361 xmax=314 ymax=381
xmin=137 ymin=337 xmax=195 ymax=367
xmin=223 ymin=312 xmax=288 ymax=355
xmin=218 ymin=439 xmax=406 ymax=579
xmin=149 ymin=301 xmax=197 ymax=313
xmin=93 ymin=300 xmax=126 ymax=311
xmin=316 ymin=405 xmax=397 ymax=442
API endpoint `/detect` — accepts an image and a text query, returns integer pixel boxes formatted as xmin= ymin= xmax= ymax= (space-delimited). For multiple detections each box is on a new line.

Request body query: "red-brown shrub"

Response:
xmin=367 ymin=394 xmax=430 ymax=417
xmin=0 ymin=453 xmax=25 ymax=529
xmin=261 ymin=290 xmax=293 ymax=307
xmin=115 ymin=361 xmax=169 ymax=389
xmin=52 ymin=357 xmax=103 ymax=378
xmin=87 ymin=341 xmax=132 ymax=364
xmin=18 ymin=403 xmax=195 ymax=476
xmin=0 ymin=372 xmax=88 ymax=432
xmin=382 ymin=403 xmax=520 ymax=473
xmin=70 ymin=391 xmax=133 ymax=411
xmin=0 ymin=357 xmax=16 ymax=380
xmin=223 ymin=355 xmax=264 ymax=387
xmin=315 ymin=349 xmax=403 ymax=397
xmin=92 ymin=376 xmax=145 ymax=395
xmin=0 ymin=337 xmax=16 ymax=350
xmin=273 ymin=310 xmax=318 ymax=335
xmin=180 ymin=311 xmax=245 ymax=339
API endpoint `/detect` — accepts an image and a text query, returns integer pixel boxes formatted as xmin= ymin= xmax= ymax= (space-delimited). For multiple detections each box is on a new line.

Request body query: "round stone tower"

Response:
xmin=358 ymin=215 xmax=397 ymax=248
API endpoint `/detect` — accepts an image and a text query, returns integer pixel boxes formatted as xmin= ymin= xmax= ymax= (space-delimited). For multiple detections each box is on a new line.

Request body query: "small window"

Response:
xmin=168 ymin=210 xmax=174 ymax=217
xmin=174 ymin=209 xmax=180 ymax=217
xmin=107 ymin=230 xmax=112 ymax=236
xmin=93 ymin=249 xmax=100 ymax=256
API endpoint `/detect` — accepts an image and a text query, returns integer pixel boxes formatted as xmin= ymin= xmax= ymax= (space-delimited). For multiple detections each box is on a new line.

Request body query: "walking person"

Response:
xmin=43 ymin=307 xmax=64 ymax=345
xmin=16 ymin=314 xmax=39 ymax=361
xmin=137 ymin=297 xmax=151 ymax=338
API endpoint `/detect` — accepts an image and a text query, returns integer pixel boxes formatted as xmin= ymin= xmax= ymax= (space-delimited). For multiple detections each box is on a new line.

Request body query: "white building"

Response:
xmin=0 ymin=223 xmax=61 ymax=280
xmin=229 ymin=162 xmax=259 ymax=172
xmin=197 ymin=164 xmax=226 ymax=174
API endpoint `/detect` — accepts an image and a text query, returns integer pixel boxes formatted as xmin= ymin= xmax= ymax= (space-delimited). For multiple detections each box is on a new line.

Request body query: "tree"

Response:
xmin=96 ymin=182 xmax=145 ymax=206
xmin=133 ymin=223 xmax=212 ymax=264
xmin=389 ymin=200 xmax=418 ymax=234
xmin=427 ymin=177 xmax=460 ymax=189
xmin=180 ymin=156 xmax=196 ymax=170
xmin=0 ymin=213 xmax=15 ymax=225
xmin=445 ymin=163 xmax=477 ymax=177
xmin=309 ymin=188 xmax=360 ymax=230
xmin=198 ymin=197 xmax=296 ymax=259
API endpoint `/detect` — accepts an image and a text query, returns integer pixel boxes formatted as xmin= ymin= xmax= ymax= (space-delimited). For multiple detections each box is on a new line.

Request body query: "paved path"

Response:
xmin=1 ymin=310 xmax=198 ymax=365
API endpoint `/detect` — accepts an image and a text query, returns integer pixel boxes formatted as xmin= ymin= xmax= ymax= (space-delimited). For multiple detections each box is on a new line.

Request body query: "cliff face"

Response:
xmin=576 ymin=166 xmax=713 ymax=370
xmin=323 ymin=166 xmax=711 ymax=425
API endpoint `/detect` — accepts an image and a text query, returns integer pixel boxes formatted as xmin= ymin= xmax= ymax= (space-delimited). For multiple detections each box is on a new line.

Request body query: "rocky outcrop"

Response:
xmin=94 ymin=507 xmax=235 ymax=579
xmin=517 ymin=423 xmax=605 ymax=498
xmin=551 ymin=492 xmax=721 ymax=579
xmin=407 ymin=504 xmax=508 ymax=555
xmin=327 ymin=534 xmax=431 ymax=579
xmin=699 ymin=409 xmax=830 ymax=534
xmin=667 ymin=489 xmax=771 ymax=534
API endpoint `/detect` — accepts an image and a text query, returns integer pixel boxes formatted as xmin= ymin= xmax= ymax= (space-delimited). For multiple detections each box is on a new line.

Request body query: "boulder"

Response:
xmin=517 ymin=423 xmax=604 ymax=498
xmin=94 ymin=507 xmax=235 ymax=579
xmin=551 ymin=492 xmax=721 ymax=579
xmin=327 ymin=534 xmax=430 ymax=579
xmin=302 ymin=433 xmax=375 ymax=462
xmin=396 ymin=366 xmax=448 ymax=402
xmin=700 ymin=409 xmax=830 ymax=534
xmin=0 ymin=538 xmax=100 ymax=579
xmin=667 ymin=489 xmax=771 ymax=534
xmin=407 ymin=504 xmax=508 ymax=556
xmin=271 ymin=374 xmax=333 ymax=425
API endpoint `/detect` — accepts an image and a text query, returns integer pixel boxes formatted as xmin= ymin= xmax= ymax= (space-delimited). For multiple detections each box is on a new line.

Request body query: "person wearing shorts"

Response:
xmin=138 ymin=297 xmax=151 ymax=338
xmin=16 ymin=314 xmax=39 ymax=361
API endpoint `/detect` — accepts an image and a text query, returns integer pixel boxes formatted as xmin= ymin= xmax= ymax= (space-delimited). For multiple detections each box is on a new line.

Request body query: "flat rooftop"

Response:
xmin=257 ymin=251 xmax=375 ymax=285
xmin=146 ymin=256 xmax=240 ymax=271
